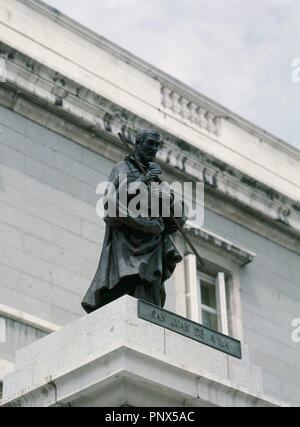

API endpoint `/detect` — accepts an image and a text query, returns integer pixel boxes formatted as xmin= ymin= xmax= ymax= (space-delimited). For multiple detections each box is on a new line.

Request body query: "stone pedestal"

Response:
xmin=0 ymin=296 xmax=286 ymax=407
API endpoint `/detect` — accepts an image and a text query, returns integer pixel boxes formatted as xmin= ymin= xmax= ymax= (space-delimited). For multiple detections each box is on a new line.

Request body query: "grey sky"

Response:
xmin=44 ymin=0 xmax=300 ymax=150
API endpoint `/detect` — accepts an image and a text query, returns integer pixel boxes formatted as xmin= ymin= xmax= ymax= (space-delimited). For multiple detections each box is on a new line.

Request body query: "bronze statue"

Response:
xmin=81 ymin=129 xmax=187 ymax=313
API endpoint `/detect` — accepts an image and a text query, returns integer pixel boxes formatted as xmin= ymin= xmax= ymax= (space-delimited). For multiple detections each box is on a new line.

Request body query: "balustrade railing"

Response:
xmin=161 ymin=86 xmax=222 ymax=136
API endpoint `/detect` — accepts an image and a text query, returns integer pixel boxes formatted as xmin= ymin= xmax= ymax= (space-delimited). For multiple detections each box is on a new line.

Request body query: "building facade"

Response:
xmin=0 ymin=0 xmax=299 ymax=406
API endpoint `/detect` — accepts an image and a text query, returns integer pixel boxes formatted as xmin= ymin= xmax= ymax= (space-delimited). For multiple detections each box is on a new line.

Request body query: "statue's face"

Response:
xmin=136 ymin=134 xmax=160 ymax=163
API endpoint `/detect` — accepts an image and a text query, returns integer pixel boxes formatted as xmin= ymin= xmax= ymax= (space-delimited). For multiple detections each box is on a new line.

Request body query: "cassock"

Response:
xmin=81 ymin=155 xmax=187 ymax=313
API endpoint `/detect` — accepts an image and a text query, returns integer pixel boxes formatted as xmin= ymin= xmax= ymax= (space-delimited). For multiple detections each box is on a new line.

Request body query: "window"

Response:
xmin=184 ymin=254 xmax=229 ymax=335
xmin=173 ymin=223 xmax=254 ymax=342
xmin=198 ymin=271 xmax=228 ymax=334
xmin=199 ymin=273 xmax=218 ymax=331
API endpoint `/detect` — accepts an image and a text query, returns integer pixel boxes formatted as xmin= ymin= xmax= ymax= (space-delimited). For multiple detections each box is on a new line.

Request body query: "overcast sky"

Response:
xmin=44 ymin=0 xmax=300 ymax=150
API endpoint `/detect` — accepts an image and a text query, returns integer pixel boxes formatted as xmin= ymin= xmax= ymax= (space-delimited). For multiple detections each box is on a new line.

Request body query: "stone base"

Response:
xmin=0 ymin=296 xmax=287 ymax=407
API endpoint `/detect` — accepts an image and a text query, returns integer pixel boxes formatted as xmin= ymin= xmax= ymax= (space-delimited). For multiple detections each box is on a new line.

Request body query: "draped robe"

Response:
xmin=81 ymin=156 xmax=187 ymax=313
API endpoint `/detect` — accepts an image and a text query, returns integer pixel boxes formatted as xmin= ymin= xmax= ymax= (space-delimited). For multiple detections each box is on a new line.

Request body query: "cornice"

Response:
xmin=17 ymin=1 xmax=300 ymax=161
xmin=0 ymin=303 xmax=60 ymax=333
xmin=184 ymin=222 xmax=256 ymax=266
xmin=1 ymin=42 xmax=300 ymax=254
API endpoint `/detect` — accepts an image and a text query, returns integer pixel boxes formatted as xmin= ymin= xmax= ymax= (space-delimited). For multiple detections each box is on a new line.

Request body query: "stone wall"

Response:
xmin=204 ymin=209 xmax=300 ymax=404
xmin=0 ymin=105 xmax=299 ymax=405
xmin=0 ymin=105 xmax=111 ymax=324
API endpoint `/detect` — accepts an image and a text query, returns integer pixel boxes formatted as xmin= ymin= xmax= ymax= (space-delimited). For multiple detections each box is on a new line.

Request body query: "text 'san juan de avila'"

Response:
xmin=151 ymin=307 xmax=230 ymax=350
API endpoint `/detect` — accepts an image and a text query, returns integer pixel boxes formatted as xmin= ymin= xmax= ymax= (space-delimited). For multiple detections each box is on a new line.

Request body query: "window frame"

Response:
xmin=173 ymin=225 xmax=253 ymax=342
xmin=183 ymin=254 xmax=230 ymax=335
xmin=198 ymin=270 xmax=229 ymax=335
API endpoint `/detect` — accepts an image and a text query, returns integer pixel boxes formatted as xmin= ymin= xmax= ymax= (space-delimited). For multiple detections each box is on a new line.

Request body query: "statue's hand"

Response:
xmin=142 ymin=163 xmax=162 ymax=184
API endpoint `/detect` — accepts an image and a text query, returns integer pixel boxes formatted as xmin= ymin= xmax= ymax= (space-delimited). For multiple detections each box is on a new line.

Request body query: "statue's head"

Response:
xmin=135 ymin=129 xmax=161 ymax=163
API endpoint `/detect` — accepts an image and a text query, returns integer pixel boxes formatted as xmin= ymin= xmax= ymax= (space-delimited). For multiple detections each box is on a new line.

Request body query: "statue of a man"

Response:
xmin=81 ymin=129 xmax=187 ymax=313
